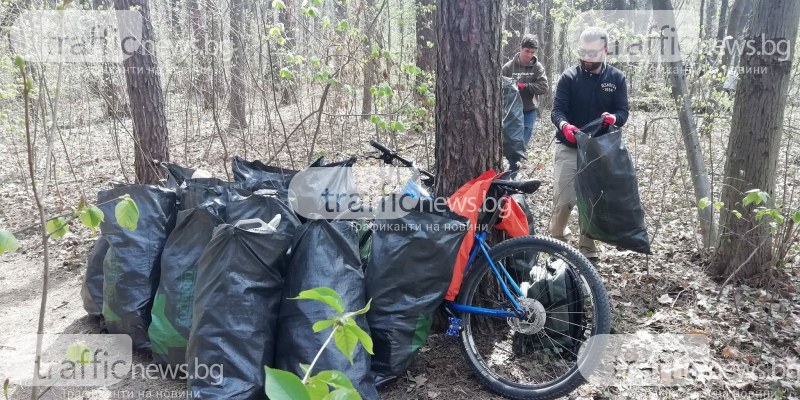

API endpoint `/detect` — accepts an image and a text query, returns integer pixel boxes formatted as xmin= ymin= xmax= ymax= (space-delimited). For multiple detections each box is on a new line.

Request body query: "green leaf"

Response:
xmin=264 ymin=367 xmax=310 ymax=400
xmin=46 ymin=217 xmax=69 ymax=239
xmin=272 ymin=0 xmax=286 ymax=10
xmin=321 ymin=389 xmax=361 ymax=400
xmin=312 ymin=318 xmax=337 ymax=333
xmin=14 ymin=56 xmax=25 ymax=72
xmin=389 ymin=121 xmax=405 ymax=132
xmin=277 ymin=36 xmax=286 ymax=46
xmin=416 ymin=84 xmax=429 ymax=95
xmin=3 ymin=377 xmax=9 ymax=400
xmin=350 ymin=299 xmax=371 ymax=316
xmin=314 ymin=371 xmax=355 ymax=390
xmin=336 ymin=20 xmax=350 ymax=31
xmin=0 ymin=230 xmax=20 ymax=255
xmin=115 ymin=197 xmax=139 ymax=231
xmin=713 ymin=201 xmax=724 ymax=211
xmin=792 ymin=211 xmax=800 ymax=224
xmin=65 ymin=342 xmax=92 ymax=366
xmin=279 ymin=68 xmax=294 ymax=80
xmin=299 ymin=363 xmax=312 ymax=374
xmin=697 ymin=197 xmax=710 ymax=210
xmin=304 ymin=7 xmax=319 ymax=17
xmin=310 ymin=0 xmax=323 ymax=5
xmin=743 ymin=189 xmax=769 ymax=207
xmin=269 ymin=26 xmax=282 ymax=36
xmin=343 ymin=320 xmax=373 ymax=355
xmin=370 ymin=46 xmax=380 ymax=58
xmin=79 ymin=205 xmax=105 ymax=232
xmin=732 ymin=210 xmax=743 ymax=219
xmin=290 ymin=287 xmax=344 ymax=313
xmin=305 ymin=376 xmax=330 ymax=400
xmin=333 ymin=325 xmax=358 ymax=364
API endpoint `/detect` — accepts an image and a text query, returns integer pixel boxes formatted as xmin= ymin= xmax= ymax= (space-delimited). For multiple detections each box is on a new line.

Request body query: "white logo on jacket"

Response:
xmin=601 ymin=82 xmax=617 ymax=93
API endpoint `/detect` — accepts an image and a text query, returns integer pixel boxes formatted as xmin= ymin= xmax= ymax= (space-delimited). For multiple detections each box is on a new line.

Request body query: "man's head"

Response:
xmin=518 ymin=34 xmax=539 ymax=65
xmin=577 ymin=27 xmax=608 ymax=73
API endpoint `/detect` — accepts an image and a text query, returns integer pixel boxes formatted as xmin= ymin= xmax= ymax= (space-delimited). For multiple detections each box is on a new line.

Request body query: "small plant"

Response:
xmin=264 ymin=287 xmax=373 ymax=400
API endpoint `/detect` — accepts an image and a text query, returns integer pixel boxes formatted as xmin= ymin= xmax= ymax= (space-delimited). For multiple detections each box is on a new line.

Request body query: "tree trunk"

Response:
xmin=716 ymin=0 xmax=729 ymax=41
xmin=228 ymin=0 xmax=248 ymax=129
xmin=361 ymin=0 xmax=379 ymax=119
xmin=187 ymin=0 xmax=213 ymax=109
xmin=278 ymin=0 xmax=295 ymax=105
xmin=434 ymin=0 xmax=502 ymax=197
xmin=415 ymin=0 xmax=436 ymax=72
xmin=720 ymin=0 xmax=748 ymax=70
xmin=704 ymin=0 xmax=717 ymax=40
xmin=652 ymin=0 xmax=716 ymax=247
xmin=712 ymin=0 xmax=800 ymax=281
xmin=93 ymin=0 xmax=129 ymax=117
xmin=114 ymin=0 xmax=169 ymax=184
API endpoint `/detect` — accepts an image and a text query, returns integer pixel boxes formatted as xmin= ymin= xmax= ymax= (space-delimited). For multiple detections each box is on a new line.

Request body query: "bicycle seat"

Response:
xmin=490 ymin=179 xmax=541 ymax=194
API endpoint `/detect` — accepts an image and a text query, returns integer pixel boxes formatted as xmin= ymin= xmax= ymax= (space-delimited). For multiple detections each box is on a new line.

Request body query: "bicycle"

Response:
xmin=368 ymin=140 xmax=611 ymax=400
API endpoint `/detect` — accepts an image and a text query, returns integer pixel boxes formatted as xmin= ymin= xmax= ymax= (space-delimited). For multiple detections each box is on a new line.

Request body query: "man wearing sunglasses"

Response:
xmin=501 ymin=34 xmax=549 ymax=173
xmin=549 ymin=27 xmax=630 ymax=264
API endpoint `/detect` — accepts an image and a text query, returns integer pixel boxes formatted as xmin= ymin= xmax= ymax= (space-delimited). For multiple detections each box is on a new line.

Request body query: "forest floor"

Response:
xmin=0 ymin=96 xmax=799 ymax=399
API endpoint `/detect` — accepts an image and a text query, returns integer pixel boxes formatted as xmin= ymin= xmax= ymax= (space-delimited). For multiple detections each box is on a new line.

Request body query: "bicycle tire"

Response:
xmin=456 ymin=235 xmax=611 ymax=400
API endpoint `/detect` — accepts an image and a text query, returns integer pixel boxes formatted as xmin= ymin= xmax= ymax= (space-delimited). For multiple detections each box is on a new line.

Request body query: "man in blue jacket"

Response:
xmin=549 ymin=27 xmax=629 ymax=263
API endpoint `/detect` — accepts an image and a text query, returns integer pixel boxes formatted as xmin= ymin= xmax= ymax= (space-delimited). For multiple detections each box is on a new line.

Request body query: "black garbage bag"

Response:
xmin=186 ymin=221 xmax=293 ymax=399
xmin=366 ymin=207 xmax=468 ymax=385
xmin=502 ymin=76 xmax=526 ymax=169
xmin=99 ymin=185 xmax=177 ymax=350
xmin=232 ymin=156 xmax=298 ymax=189
xmin=149 ymin=201 xmax=225 ymax=367
xmin=81 ymin=236 xmax=109 ymax=316
xmin=575 ymin=119 xmax=651 ymax=254
xmin=275 ymin=220 xmax=379 ymax=400
xmin=179 ymin=178 xmax=248 ymax=210
xmin=163 ymin=163 xmax=197 ymax=190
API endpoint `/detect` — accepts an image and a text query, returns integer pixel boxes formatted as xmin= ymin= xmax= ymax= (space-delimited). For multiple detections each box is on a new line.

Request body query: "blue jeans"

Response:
xmin=523 ymin=109 xmax=538 ymax=148
xmin=509 ymin=109 xmax=538 ymax=176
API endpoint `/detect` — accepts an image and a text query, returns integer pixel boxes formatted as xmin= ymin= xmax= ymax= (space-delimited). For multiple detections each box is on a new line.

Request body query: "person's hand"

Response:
xmin=562 ymin=123 xmax=578 ymax=143
xmin=517 ymin=82 xmax=526 ymax=91
xmin=601 ymin=112 xmax=616 ymax=126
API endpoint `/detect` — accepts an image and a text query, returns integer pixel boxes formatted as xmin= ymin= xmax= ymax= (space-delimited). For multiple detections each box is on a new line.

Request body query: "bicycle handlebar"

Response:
xmin=369 ymin=140 xmax=436 ymax=186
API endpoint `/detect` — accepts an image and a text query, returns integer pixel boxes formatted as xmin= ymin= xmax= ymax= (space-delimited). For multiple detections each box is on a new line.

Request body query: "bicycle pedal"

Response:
xmin=446 ymin=317 xmax=462 ymax=337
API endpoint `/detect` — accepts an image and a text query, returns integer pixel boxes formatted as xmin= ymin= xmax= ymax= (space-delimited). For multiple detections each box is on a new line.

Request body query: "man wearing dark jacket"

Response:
xmin=502 ymin=34 xmax=548 ymax=172
xmin=549 ymin=27 xmax=629 ymax=262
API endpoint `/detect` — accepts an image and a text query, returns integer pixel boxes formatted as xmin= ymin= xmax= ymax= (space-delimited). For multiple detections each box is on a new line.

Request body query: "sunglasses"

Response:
xmin=577 ymin=48 xmax=604 ymax=58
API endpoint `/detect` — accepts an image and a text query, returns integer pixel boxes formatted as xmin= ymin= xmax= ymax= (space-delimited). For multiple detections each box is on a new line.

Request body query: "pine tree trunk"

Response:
xmin=228 ymin=0 xmax=248 ymax=130
xmin=115 ymin=0 xmax=170 ymax=184
xmin=712 ymin=0 xmax=800 ymax=281
xmin=434 ymin=0 xmax=502 ymax=198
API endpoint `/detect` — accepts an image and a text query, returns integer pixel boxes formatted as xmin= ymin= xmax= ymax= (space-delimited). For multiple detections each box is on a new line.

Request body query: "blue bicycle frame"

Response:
xmin=445 ymin=230 xmax=528 ymax=319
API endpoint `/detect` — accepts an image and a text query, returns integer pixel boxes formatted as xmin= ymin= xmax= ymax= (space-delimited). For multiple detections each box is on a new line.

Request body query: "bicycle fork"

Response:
xmin=445 ymin=232 xmax=529 ymax=336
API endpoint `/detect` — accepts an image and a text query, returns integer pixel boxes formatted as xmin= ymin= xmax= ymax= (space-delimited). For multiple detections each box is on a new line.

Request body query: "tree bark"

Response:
xmin=720 ymin=0 xmax=749 ymax=70
xmin=228 ymin=0 xmax=249 ymax=129
xmin=712 ymin=0 xmax=800 ymax=281
xmin=652 ymin=0 xmax=716 ymax=247
xmin=415 ymin=0 xmax=436 ymax=72
xmin=434 ymin=0 xmax=502 ymax=197
xmin=187 ymin=0 xmax=213 ymax=109
xmin=716 ymin=0 xmax=729 ymax=41
xmin=278 ymin=0 xmax=295 ymax=105
xmin=704 ymin=0 xmax=717 ymax=40
xmin=115 ymin=0 xmax=170 ymax=184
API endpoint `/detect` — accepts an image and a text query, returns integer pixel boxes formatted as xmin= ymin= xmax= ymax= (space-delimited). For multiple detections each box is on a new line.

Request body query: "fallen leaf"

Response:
xmin=658 ymin=294 xmax=673 ymax=304
xmin=721 ymin=346 xmax=739 ymax=359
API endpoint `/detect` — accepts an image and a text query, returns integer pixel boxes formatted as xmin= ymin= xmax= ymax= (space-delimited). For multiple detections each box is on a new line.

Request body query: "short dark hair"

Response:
xmin=579 ymin=27 xmax=609 ymax=48
xmin=521 ymin=34 xmax=539 ymax=49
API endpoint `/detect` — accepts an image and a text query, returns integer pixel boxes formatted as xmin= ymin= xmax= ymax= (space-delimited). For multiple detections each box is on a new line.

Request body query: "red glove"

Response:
xmin=601 ymin=112 xmax=616 ymax=126
xmin=561 ymin=123 xmax=578 ymax=143
xmin=517 ymin=82 xmax=526 ymax=91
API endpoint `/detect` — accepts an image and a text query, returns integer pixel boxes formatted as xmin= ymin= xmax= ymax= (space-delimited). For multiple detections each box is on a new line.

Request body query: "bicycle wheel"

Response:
xmin=456 ymin=235 xmax=611 ymax=400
